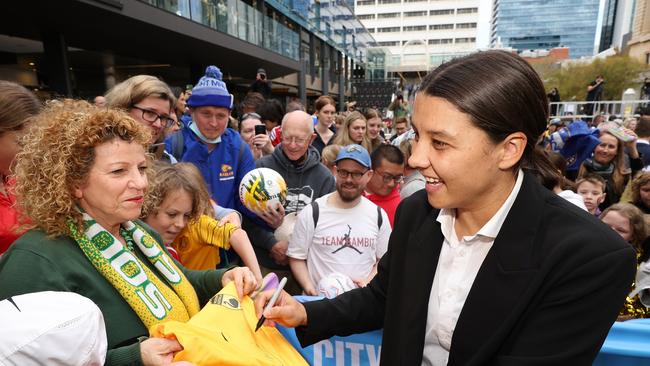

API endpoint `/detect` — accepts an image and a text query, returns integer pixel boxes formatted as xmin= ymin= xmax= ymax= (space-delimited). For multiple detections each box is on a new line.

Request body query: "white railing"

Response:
xmin=549 ymin=100 xmax=650 ymax=119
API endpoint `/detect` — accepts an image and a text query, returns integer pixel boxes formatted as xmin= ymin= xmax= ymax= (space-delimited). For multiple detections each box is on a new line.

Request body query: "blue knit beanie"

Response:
xmin=187 ymin=65 xmax=233 ymax=109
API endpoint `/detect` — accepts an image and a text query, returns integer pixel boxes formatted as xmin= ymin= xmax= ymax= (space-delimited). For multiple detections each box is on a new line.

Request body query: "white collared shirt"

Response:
xmin=422 ymin=170 xmax=524 ymax=366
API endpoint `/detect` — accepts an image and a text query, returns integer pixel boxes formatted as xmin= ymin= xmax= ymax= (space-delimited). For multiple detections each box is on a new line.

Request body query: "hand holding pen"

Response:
xmin=255 ymin=277 xmax=287 ymax=331
xmin=254 ymin=280 xmax=308 ymax=330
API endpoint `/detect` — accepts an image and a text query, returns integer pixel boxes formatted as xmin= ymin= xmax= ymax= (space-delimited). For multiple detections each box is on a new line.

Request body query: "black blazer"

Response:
xmin=297 ymin=172 xmax=636 ymax=365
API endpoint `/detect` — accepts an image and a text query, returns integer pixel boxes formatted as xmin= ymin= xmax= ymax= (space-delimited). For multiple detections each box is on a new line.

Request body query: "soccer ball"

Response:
xmin=317 ymin=272 xmax=357 ymax=299
xmin=239 ymin=168 xmax=287 ymax=214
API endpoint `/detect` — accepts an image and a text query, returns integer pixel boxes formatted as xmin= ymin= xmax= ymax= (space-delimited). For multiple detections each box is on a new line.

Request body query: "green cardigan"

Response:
xmin=0 ymin=222 xmax=230 ymax=365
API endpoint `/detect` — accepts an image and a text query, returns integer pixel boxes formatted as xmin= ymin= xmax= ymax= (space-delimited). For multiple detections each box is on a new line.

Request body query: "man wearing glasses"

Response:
xmin=242 ymin=111 xmax=335 ymax=294
xmin=363 ymin=144 xmax=405 ymax=227
xmin=287 ymin=144 xmax=391 ymax=295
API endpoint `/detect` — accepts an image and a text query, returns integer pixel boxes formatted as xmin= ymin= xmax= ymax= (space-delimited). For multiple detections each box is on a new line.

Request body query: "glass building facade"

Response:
xmin=490 ymin=0 xmax=610 ymax=59
xmin=144 ymin=0 xmax=377 ymax=64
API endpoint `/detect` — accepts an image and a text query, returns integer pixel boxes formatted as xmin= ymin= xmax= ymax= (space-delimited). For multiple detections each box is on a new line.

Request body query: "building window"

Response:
xmin=456 ymin=22 xmax=477 ymax=29
xmin=378 ymin=0 xmax=401 ymax=4
xmin=368 ymin=28 xmax=375 ymax=33
xmin=378 ymin=12 xmax=400 ymax=18
xmin=457 ymin=7 xmax=478 ymax=14
xmin=404 ymin=11 xmax=427 ymax=17
xmin=428 ymin=38 xmax=453 ymax=45
xmin=377 ymin=26 xmax=401 ymax=32
xmin=430 ymin=9 xmax=454 ymax=15
xmin=357 ymin=14 xmax=375 ymax=19
xmin=430 ymin=24 xmax=454 ymax=30
xmin=378 ymin=41 xmax=400 ymax=46
xmin=404 ymin=25 xmax=427 ymax=31
xmin=357 ymin=0 xmax=375 ymax=5
xmin=455 ymin=37 xmax=476 ymax=43
xmin=404 ymin=0 xmax=426 ymax=2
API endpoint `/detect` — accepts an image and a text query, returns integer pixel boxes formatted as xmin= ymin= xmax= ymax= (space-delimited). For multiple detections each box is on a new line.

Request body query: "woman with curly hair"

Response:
xmin=0 ymin=100 xmax=257 ymax=365
xmin=0 ymin=81 xmax=41 ymax=253
xmin=332 ymin=111 xmax=373 ymax=152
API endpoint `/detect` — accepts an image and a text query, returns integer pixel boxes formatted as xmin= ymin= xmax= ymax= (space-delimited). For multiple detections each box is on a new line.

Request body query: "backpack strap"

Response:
xmin=171 ymin=131 xmax=184 ymax=161
xmin=311 ymin=201 xmax=320 ymax=229
xmin=312 ymin=200 xmax=381 ymax=229
xmin=376 ymin=205 xmax=383 ymax=229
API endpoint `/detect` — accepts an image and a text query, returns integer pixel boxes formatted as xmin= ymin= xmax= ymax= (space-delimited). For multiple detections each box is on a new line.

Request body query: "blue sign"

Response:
xmin=277 ymin=296 xmax=384 ymax=366
xmin=594 ymin=319 xmax=650 ymax=366
xmin=278 ymin=326 xmax=383 ymax=366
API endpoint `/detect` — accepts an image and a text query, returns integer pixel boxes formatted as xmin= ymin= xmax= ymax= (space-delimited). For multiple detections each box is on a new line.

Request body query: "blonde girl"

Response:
xmin=142 ymin=162 xmax=262 ymax=281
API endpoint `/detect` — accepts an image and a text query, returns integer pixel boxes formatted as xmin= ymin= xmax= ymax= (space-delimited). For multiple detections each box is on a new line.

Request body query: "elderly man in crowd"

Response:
xmin=242 ymin=111 xmax=335 ymax=294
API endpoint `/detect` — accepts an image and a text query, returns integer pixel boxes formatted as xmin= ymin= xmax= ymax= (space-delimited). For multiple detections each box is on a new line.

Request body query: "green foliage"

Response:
xmin=543 ymin=55 xmax=647 ymax=101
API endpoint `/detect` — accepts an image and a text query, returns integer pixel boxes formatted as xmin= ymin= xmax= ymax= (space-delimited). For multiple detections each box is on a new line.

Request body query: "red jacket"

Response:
xmin=0 ymin=179 xmax=24 ymax=254
xmin=363 ymin=188 xmax=401 ymax=228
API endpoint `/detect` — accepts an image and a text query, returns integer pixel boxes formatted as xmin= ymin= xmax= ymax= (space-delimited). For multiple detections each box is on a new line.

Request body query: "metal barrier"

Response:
xmin=549 ymin=100 xmax=650 ymax=120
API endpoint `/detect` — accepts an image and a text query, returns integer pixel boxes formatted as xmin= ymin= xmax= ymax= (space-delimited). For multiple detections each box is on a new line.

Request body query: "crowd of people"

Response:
xmin=0 ymin=61 xmax=419 ymax=365
xmin=0 ymin=50 xmax=648 ymax=365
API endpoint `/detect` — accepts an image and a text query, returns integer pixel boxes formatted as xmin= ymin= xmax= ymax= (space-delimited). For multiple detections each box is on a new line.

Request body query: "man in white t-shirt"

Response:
xmin=287 ymin=144 xmax=391 ymax=295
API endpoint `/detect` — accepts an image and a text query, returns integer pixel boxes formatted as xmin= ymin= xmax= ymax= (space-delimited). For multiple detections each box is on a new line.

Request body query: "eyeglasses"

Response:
xmin=131 ymin=105 xmax=176 ymax=128
xmin=241 ymin=112 xmax=261 ymax=121
xmin=376 ymin=171 xmax=404 ymax=184
xmin=336 ymin=168 xmax=368 ymax=180
xmin=282 ymin=135 xmax=310 ymax=145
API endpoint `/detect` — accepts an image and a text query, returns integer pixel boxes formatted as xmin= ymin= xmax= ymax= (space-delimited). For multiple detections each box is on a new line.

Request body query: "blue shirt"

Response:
xmin=165 ymin=126 xmax=255 ymax=216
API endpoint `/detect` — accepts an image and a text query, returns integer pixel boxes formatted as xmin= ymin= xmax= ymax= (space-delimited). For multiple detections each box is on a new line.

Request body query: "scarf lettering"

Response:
xmin=155 ymin=255 xmax=182 ymax=284
xmin=110 ymin=251 xmax=148 ymax=286
xmin=69 ymin=215 xmax=200 ymax=328
xmin=134 ymin=228 xmax=182 ymax=283
xmin=137 ymin=284 xmax=172 ymax=319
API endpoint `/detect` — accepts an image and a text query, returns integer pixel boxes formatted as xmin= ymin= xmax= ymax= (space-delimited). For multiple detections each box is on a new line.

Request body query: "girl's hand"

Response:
xmin=222 ymin=267 xmax=258 ymax=299
xmin=218 ymin=212 xmax=241 ymax=228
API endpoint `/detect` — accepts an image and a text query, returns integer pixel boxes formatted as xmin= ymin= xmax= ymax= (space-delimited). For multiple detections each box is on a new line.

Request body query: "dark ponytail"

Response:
xmin=527 ymin=147 xmax=561 ymax=190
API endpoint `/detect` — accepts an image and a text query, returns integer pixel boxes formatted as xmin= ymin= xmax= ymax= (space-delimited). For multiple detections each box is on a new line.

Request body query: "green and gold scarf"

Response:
xmin=68 ymin=213 xmax=200 ymax=328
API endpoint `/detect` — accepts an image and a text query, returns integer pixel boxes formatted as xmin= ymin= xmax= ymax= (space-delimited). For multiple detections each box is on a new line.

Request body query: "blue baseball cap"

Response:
xmin=335 ymin=144 xmax=371 ymax=169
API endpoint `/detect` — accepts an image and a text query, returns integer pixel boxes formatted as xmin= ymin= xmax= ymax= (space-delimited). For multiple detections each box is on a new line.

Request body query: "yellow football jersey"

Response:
xmin=150 ymin=282 xmax=308 ymax=366
xmin=171 ymin=214 xmax=235 ymax=270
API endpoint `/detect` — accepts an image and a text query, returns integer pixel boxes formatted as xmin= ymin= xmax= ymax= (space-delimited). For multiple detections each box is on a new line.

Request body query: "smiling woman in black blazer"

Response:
xmin=255 ymin=51 xmax=636 ymax=365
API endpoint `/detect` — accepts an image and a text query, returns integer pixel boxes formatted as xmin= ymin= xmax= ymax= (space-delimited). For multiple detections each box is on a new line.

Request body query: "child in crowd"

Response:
xmin=600 ymin=203 xmax=649 ymax=319
xmin=576 ymin=174 xmax=607 ymax=216
xmin=320 ymin=144 xmax=340 ymax=177
xmin=630 ymin=172 xmax=650 ymax=214
xmin=142 ymin=162 xmax=262 ymax=281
